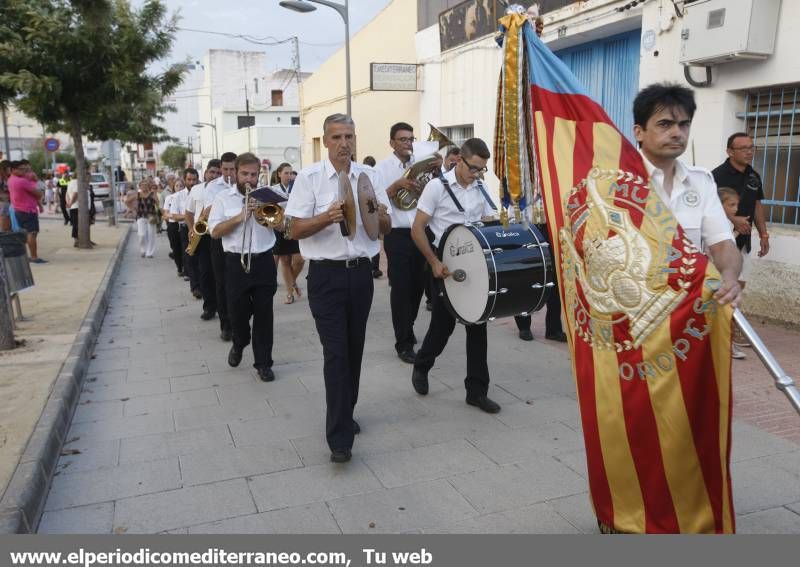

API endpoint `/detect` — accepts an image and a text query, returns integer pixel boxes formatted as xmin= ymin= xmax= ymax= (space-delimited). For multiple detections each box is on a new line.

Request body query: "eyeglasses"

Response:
xmin=731 ymin=145 xmax=754 ymax=151
xmin=462 ymin=158 xmax=488 ymax=174
xmin=393 ymin=136 xmax=415 ymax=144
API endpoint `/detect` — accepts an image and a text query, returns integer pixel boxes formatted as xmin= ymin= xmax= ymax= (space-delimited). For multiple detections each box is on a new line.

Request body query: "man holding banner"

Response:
xmin=496 ymin=8 xmax=741 ymax=533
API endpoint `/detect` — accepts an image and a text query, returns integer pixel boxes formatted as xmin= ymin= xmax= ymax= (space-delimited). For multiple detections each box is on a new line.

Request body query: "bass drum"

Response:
xmin=437 ymin=222 xmax=554 ymax=325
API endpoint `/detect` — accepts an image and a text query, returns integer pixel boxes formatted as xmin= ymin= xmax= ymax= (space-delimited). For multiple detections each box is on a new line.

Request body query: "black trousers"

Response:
xmin=307 ymin=260 xmax=374 ymax=452
xmin=414 ymin=274 xmax=490 ymax=399
xmin=179 ymin=225 xmax=200 ymax=292
xmin=69 ymin=209 xmax=78 ymax=239
xmin=224 ymin=252 xmax=277 ymax=369
xmin=210 ymin=238 xmax=230 ymax=332
xmin=196 ymin=235 xmax=217 ymax=314
xmin=384 ymin=228 xmax=426 ymax=353
xmin=166 ymin=222 xmax=183 ymax=273
xmin=514 ymin=223 xmax=564 ymax=335
xmin=59 ymin=189 xmax=70 ymax=224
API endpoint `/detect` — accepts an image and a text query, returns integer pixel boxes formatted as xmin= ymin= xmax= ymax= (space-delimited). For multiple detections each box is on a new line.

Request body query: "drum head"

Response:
xmin=357 ymin=172 xmax=380 ymax=240
xmin=439 ymin=225 xmax=490 ymax=324
xmin=338 ymin=172 xmax=357 ymax=240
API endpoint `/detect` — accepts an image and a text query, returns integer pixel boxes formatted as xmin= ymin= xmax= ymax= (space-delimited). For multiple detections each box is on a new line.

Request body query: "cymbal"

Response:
xmin=338 ymin=171 xmax=356 ymax=240
xmin=358 ymin=172 xmax=380 ymax=241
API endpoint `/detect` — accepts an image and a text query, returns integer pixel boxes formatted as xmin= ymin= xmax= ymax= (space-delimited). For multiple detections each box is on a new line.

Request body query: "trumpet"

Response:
xmin=186 ymin=210 xmax=209 ymax=256
xmin=240 ymin=185 xmax=285 ymax=273
xmin=393 ymin=124 xmax=457 ymax=211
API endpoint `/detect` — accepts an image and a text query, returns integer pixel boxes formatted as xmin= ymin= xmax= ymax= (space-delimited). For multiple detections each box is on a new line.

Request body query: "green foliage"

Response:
xmin=26 ymin=145 xmax=77 ymax=174
xmin=160 ymin=145 xmax=189 ymax=171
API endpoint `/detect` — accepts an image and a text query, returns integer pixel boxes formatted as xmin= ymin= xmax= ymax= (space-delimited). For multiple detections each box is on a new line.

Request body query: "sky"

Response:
xmin=138 ymin=0 xmax=394 ymax=74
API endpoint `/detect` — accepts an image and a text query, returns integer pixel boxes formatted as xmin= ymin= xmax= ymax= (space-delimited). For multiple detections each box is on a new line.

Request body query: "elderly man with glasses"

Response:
xmin=409 ymin=137 xmax=503 ymax=414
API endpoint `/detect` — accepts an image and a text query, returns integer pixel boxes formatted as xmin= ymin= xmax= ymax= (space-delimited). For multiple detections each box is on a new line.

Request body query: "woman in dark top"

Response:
xmin=271 ymin=162 xmax=304 ymax=304
xmin=136 ymin=179 xmax=159 ymax=258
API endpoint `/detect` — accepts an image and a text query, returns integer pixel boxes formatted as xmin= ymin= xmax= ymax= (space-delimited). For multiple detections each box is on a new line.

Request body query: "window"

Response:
xmin=291 ymin=116 xmax=300 ymax=125
xmin=313 ymin=137 xmax=321 ymax=162
xmin=740 ymin=85 xmax=800 ymax=225
xmin=271 ymin=90 xmax=284 ymax=107
xmin=254 ymin=78 xmax=259 ymax=95
xmin=440 ymin=124 xmax=474 ymax=148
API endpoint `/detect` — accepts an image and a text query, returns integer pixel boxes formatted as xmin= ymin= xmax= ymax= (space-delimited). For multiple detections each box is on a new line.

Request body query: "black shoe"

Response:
xmin=425 ymin=300 xmax=433 ymax=312
xmin=330 ymin=448 xmax=352 ymax=463
xmin=398 ymin=349 xmax=417 ymax=364
xmin=466 ymin=395 xmax=501 ymax=414
xmin=200 ymin=310 xmax=215 ymax=321
xmin=372 ymin=269 xmax=383 ymax=279
xmin=177 ymin=270 xmax=184 ymax=277
xmin=518 ymin=329 xmax=534 ymax=341
xmin=227 ymin=346 xmax=243 ymax=367
xmin=545 ymin=331 xmax=568 ymax=342
xmin=257 ymin=367 xmax=275 ymax=382
xmin=220 ymin=328 xmax=232 ymax=342
xmin=169 ymin=252 xmax=174 ymax=259
xmin=411 ymin=368 xmax=429 ymax=395
xmin=192 ymin=290 xmax=202 ymax=299
xmin=353 ymin=420 xmax=361 ymax=435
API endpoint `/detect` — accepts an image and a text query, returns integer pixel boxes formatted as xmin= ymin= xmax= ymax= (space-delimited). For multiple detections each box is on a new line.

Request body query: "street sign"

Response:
xmin=44 ymin=138 xmax=60 ymax=152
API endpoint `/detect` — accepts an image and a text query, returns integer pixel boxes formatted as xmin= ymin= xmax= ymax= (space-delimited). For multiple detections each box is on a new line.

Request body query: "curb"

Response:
xmin=0 ymin=225 xmax=133 ymax=533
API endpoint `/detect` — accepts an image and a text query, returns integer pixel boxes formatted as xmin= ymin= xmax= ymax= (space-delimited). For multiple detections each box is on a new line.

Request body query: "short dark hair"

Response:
xmin=220 ymin=152 xmax=237 ymax=163
xmin=445 ymin=147 xmax=460 ymax=158
xmin=633 ymin=83 xmax=696 ymax=127
xmin=235 ymin=152 xmax=260 ymax=170
xmin=183 ymin=167 xmax=199 ymax=179
xmin=460 ymin=138 xmax=490 ymax=160
xmin=390 ymin=122 xmax=414 ymax=140
xmin=9 ymin=160 xmax=21 ymax=170
xmin=362 ymin=156 xmax=376 ymax=167
xmin=727 ymin=132 xmax=751 ymax=149
xmin=205 ymin=159 xmax=222 ymax=169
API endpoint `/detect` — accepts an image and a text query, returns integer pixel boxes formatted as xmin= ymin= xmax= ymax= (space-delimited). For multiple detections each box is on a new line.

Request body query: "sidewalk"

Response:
xmin=36 ymin=231 xmax=800 ymax=534
xmin=0 ymin=220 xmax=127 ymax=513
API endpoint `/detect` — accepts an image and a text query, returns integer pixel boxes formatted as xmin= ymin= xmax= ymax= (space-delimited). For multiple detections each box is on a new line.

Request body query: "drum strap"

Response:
xmin=440 ymin=178 xmax=497 ymax=214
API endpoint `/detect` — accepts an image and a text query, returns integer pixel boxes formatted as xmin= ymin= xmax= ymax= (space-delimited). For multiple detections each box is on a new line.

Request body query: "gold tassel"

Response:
xmin=500 ymin=207 xmax=509 ymax=229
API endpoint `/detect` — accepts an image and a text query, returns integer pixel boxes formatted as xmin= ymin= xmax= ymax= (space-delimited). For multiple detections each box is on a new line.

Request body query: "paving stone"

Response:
xmin=448 ymin=457 xmax=586 ymax=515
xmin=544 ymin=492 xmax=597 ymax=534
xmin=731 ymin=457 xmax=800 ymax=514
xmin=173 ymin=402 xmax=272 ymax=432
xmin=248 ymin=461 xmax=382 ymax=512
xmin=83 ymin=369 xmax=128 ymax=387
xmin=388 ymin=408 xmax=511 ymax=449
xmin=468 ymin=422 xmax=584 ymax=464
xmin=229 ymin=413 xmax=324 ymax=448
xmin=737 ymin=506 xmax=800 ymax=534
xmin=72 ymin=399 xmax=124 ymax=424
xmin=80 ymin=378 xmax=171 ymax=403
xmin=115 ymin=423 xmax=232 ymax=463
xmin=363 ymin=439 xmax=495 ymax=488
xmin=38 ymin=503 xmax=114 ymax=534
xmin=327 ymin=479 xmax=477 ymax=533
xmin=180 ymin=442 xmax=302 ymax=486
xmin=56 ymin=439 xmax=119 ymax=475
xmin=494 ymin=395 xmax=581 ymax=430
xmin=186 ymin=502 xmax=341 ymax=534
xmin=553 ymin=449 xmax=588 ymax=479
xmin=113 ymin=479 xmax=256 ymax=533
xmin=731 ymin=421 xmax=799 ymax=462
xmin=290 ymin=425 xmax=415 ymax=467
xmin=45 ymin=458 xmax=180 ymax=511
xmin=123 ymin=388 xmax=220 ymax=417
xmin=760 ymin=450 xmax=800 ymax=479
xmin=90 ymin=347 xmax=130 ymax=362
xmin=67 ymin=412 xmax=175 ymax=444
xmin=170 ymin=369 xmax=255 ymax=392
xmin=425 ymin=501 xmax=580 ymax=534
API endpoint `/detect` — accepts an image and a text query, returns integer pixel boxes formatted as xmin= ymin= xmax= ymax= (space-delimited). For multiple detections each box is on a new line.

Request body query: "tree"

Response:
xmin=0 ymin=0 xmax=185 ymax=248
xmin=160 ymin=145 xmax=190 ymax=171
xmin=27 ymin=142 xmax=77 ymax=175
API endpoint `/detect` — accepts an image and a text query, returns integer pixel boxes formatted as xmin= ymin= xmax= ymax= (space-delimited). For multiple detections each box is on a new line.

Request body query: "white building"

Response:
xmin=194 ymin=50 xmax=309 ymax=173
xmin=413 ymin=0 xmax=799 ymax=325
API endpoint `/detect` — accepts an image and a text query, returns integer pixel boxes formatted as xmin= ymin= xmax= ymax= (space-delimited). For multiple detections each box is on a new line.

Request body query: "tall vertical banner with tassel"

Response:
xmin=495 ymin=12 xmax=736 ymax=533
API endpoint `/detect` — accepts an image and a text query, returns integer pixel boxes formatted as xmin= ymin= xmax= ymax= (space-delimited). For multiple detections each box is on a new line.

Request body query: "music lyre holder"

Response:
xmin=734 ymin=309 xmax=800 ymax=415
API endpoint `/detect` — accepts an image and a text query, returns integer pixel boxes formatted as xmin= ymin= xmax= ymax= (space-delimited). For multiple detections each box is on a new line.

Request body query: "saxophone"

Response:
xmin=186 ymin=207 xmax=210 ymax=256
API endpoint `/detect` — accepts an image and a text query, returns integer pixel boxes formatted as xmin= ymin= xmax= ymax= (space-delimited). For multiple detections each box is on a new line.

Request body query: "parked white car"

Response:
xmin=90 ymin=172 xmax=111 ymax=198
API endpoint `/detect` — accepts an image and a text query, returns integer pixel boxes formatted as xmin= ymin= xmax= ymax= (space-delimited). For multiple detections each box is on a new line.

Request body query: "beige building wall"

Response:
xmin=299 ymin=0 xmax=420 ymax=166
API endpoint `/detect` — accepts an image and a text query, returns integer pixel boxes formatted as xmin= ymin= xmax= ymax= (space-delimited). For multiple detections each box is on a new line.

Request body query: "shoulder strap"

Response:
xmin=439 ymin=177 xmax=464 ymax=213
xmin=476 ymin=180 xmax=497 ymax=211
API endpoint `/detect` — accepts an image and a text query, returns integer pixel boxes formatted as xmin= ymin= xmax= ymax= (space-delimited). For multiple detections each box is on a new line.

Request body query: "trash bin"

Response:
xmin=0 ymin=231 xmax=34 ymax=293
xmin=102 ymin=198 xmax=116 ymax=226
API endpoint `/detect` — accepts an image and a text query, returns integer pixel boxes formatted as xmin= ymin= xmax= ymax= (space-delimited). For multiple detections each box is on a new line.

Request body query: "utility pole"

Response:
xmin=1 ymin=103 xmax=10 ymax=160
xmin=292 ymin=35 xmax=304 ymax=168
xmin=245 ymin=83 xmax=252 ymax=153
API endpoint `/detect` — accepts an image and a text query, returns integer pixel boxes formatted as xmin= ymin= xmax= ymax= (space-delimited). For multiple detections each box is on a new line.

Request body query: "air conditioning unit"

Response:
xmin=144 ymin=150 xmax=156 ymax=162
xmin=679 ymin=0 xmax=781 ymax=66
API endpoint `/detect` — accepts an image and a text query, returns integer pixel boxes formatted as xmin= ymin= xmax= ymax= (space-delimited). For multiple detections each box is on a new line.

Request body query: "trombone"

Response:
xmin=240 ymin=183 xmax=285 ymax=273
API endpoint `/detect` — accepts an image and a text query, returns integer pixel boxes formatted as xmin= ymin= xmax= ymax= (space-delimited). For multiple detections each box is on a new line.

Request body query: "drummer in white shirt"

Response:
xmin=410 ymin=138 xmax=502 ymax=414
xmin=208 ymin=153 xmax=279 ymax=383
xmin=285 ymin=113 xmax=392 ymax=464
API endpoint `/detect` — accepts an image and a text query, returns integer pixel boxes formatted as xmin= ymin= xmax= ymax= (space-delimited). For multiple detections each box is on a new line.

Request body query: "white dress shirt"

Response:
xmin=284 ymin=159 xmax=391 ymax=261
xmin=168 ymin=188 xmax=192 ymax=225
xmin=202 ymin=176 xmax=232 ymax=210
xmin=375 ymin=152 xmax=416 ymax=228
xmin=642 ymin=154 xmax=733 ymax=250
xmin=416 ymin=168 xmax=496 ymax=247
xmin=185 ymin=182 xmax=206 ymax=215
xmin=164 ymin=193 xmax=177 ymax=223
xmin=207 ymin=186 xmax=276 ymax=254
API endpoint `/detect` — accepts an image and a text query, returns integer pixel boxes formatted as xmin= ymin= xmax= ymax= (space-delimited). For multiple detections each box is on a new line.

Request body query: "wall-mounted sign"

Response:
xmin=370 ymin=63 xmax=419 ymax=92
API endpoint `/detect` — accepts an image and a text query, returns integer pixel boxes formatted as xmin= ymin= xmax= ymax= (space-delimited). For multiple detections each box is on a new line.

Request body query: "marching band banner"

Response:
xmin=496 ymin=12 xmax=736 ymax=533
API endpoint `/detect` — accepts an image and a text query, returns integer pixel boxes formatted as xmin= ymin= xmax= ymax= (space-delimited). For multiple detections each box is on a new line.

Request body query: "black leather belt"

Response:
xmin=311 ymin=257 xmax=370 ymax=268
xmin=225 ymin=251 xmax=271 ymax=258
